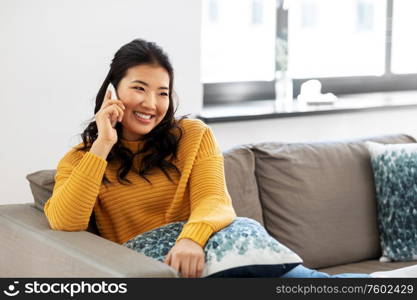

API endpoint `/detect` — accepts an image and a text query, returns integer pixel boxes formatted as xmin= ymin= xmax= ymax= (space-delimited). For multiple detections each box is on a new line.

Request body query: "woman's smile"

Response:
xmin=133 ymin=111 xmax=154 ymax=124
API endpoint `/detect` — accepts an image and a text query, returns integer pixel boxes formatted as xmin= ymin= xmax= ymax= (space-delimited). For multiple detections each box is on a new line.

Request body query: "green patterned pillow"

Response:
xmin=123 ymin=217 xmax=302 ymax=277
xmin=366 ymin=141 xmax=417 ymax=262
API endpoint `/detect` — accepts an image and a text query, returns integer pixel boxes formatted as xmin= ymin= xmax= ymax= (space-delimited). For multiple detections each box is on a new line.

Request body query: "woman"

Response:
xmin=44 ymin=38 xmax=370 ymax=278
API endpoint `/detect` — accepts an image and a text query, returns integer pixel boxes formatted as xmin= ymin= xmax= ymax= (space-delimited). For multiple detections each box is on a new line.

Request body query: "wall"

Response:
xmin=0 ymin=0 xmax=202 ymax=204
xmin=210 ymin=108 xmax=417 ymax=151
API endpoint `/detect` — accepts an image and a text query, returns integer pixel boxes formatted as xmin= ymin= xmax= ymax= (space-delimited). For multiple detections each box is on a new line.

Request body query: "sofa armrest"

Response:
xmin=0 ymin=203 xmax=178 ymax=278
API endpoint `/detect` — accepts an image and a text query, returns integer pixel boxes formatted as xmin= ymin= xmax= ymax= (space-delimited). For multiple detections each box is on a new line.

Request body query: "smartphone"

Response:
xmin=108 ymin=83 xmax=118 ymax=100
xmin=107 ymin=83 xmax=119 ymax=127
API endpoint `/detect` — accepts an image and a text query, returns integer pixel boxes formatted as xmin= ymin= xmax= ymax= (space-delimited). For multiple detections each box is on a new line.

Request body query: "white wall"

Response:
xmin=210 ymin=108 xmax=417 ymax=151
xmin=0 ymin=0 xmax=202 ymax=204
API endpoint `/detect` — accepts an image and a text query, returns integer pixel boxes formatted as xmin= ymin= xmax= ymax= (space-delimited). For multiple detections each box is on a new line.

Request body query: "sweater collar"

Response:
xmin=120 ymin=138 xmax=145 ymax=152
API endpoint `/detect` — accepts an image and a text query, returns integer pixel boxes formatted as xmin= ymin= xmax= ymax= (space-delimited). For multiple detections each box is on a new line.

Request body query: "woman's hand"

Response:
xmin=164 ymin=238 xmax=205 ymax=278
xmin=94 ymin=88 xmax=125 ymax=146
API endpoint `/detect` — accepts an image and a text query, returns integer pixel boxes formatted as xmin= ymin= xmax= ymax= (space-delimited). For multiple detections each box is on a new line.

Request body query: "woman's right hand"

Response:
xmin=94 ymin=88 xmax=126 ymax=146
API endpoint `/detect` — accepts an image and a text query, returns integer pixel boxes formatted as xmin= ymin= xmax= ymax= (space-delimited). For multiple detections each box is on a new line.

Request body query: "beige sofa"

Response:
xmin=1 ymin=133 xmax=416 ymax=277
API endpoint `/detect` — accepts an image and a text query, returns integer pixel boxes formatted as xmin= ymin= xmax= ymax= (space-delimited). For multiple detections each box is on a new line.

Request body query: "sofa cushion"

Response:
xmin=26 ymin=169 xmax=56 ymax=212
xmin=370 ymin=264 xmax=417 ymax=277
xmin=318 ymin=259 xmax=417 ymax=275
xmin=223 ymin=146 xmax=264 ymax=225
xmin=366 ymin=141 xmax=417 ymax=262
xmin=252 ymin=134 xmax=416 ymax=269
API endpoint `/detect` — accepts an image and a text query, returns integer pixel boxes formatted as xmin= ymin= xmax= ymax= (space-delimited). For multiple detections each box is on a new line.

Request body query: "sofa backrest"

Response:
xmin=223 ymin=145 xmax=263 ymax=225
xmin=27 ymin=133 xmax=416 ymax=266
xmin=250 ymin=134 xmax=416 ymax=269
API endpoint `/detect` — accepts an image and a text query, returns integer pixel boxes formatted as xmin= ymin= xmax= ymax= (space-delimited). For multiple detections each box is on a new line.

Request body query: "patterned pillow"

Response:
xmin=123 ymin=217 xmax=302 ymax=277
xmin=366 ymin=141 xmax=417 ymax=262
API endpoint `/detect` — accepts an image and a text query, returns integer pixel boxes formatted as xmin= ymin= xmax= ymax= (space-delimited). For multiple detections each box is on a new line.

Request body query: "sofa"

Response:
xmin=1 ymin=133 xmax=417 ymax=277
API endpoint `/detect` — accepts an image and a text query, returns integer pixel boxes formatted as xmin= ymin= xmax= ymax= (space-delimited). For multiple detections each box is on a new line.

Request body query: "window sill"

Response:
xmin=197 ymin=91 xmax=417 ymax=124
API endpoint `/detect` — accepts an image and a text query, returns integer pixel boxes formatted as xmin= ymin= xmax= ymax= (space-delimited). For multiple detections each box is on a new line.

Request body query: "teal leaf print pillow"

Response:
xmin=366 ymin=141 xmax=417 ymax=262
xmin=123 ymin=217 xmax=302 ymax=277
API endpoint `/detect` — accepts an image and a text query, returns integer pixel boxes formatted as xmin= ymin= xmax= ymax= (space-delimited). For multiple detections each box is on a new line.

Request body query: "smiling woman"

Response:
xmin=43 ymin=38 xmax=238 ymax=278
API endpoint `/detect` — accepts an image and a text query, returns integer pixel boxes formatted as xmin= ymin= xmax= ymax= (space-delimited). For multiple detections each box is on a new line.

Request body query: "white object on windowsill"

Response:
xmin=297 ymin=79 xmax=338 ymax=105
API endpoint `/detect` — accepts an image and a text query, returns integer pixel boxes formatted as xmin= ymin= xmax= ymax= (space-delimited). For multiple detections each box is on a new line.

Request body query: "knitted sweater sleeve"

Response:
xmin=176 ymin=126 xmax=237 ymax=247
xmin=44 ymin=149 xmax=107 ymax=231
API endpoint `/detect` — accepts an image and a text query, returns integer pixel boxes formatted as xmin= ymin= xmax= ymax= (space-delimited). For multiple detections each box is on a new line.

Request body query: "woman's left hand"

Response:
xmin=164 ymin=238 xmax=205 ymax=278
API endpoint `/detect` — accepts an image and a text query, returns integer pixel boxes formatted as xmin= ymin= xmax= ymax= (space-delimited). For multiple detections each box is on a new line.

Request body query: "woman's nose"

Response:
xmin=141 ymin=93 xmax=157 ymax=109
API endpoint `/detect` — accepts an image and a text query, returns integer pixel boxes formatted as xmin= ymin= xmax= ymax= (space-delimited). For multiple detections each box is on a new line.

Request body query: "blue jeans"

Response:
xmin=281 ymin=265 xmax=371 ymax=278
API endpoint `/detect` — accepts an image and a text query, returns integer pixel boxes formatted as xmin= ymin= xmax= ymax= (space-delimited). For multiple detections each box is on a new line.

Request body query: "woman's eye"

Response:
xmin=134 ymin=87 xmax=145 ymax=91
xmin=160 ymin=92 xmax=168 ymax=97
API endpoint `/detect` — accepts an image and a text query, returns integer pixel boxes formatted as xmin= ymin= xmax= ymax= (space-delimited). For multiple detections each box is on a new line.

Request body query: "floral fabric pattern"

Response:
xmin=366 ymin=141 xmax=417 ymax=261
xmin=123 ymin=217 xmax=302 ymax=277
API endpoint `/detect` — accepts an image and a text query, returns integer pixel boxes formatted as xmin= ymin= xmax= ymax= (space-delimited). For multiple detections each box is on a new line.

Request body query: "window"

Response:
xmin=288 ymin=0 xmax=386 ymax=78
xmin=202 ymin=0 xmax=276 ymax=83
xmin=202 ymin=0 xmax=417 ymax=106
xmin=391 ymin=0 xmax=417 ymax=74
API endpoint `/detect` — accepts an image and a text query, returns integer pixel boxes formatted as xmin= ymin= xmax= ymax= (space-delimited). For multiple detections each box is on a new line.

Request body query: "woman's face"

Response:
xmin=116 ymin=64 xmax=170 ymax=141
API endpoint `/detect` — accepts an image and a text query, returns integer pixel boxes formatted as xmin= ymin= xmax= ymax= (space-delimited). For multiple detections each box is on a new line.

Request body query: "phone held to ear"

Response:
xmin=107 ymin=83 xmax=119 ymax=128
xmin=108 ymin=83 xmax=117 ymax=100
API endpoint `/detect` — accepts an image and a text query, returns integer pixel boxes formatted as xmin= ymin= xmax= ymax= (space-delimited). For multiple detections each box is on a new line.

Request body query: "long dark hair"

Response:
xmin=76 ymin=39 xmax=190 ymax=185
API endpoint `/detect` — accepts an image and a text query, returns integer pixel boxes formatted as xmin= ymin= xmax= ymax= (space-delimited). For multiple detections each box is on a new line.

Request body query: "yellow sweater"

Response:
xmin=44 ymin=118 xmax=236 ymax=247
